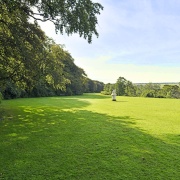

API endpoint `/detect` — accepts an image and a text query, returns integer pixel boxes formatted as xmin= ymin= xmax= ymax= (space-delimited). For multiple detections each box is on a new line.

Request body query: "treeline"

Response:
xmin=102 ymin=77 xmax=180 ymax=99
xmin=0 ymin=2 xmax=104 ymax=100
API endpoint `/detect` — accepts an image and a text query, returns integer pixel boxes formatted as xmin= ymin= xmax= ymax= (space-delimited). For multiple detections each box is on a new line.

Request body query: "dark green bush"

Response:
xmin=0 ymin=92 xmax=3 ymax=103
xmin=2 ymin=81 xmax=21 ymax=99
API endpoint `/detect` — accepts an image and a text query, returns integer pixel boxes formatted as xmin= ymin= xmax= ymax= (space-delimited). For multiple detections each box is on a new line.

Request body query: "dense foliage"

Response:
xmin=0 ymin=34 xmax=104 ymax=99
xmin=0 ymin=92 xmax=2 ymax=103
xmin=1 ymin=0 xmax=103 ymax=43
xmin=0 ymin=0 xmax=104 ymax=99
xmin=102 ymin=77 xmax=180 ymax=99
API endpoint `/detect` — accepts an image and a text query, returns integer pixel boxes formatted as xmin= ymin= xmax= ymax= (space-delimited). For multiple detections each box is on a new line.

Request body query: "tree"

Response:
xmin=0 ymin=0 xmax=104 ymax=99
xmin=61 ymin=51 xmax=87 ymax=95
xmin=125 ymin=81 xmax=136 ymax=96
xmin=87 ymin=79 xmax=96 ymax=93
xmin=140 ymin=83 xmax=161 ymax=98
xmin=44 ymin=42 xmax=70 ymax=91
xmin=102 ymin=83 xmax=115 ymax=95
xmin=94 ymin=81 xmax=104 ymax=93
xmin=83 ymin=78 xmax=104 ymax=93
xmin=2 ymin=0 xmax=103 ymax=43
xmin=0 ymin=2 xmax=46 ymax=91
xmin=115 ymin=77 xmax=127 ymax=96
xmin=162 ymin=85 xmax=180 ymax=98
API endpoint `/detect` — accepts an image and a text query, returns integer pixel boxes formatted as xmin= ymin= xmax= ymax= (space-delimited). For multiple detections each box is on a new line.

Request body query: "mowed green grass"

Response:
xmin=0 ymin=94 xmax=180 ymax=180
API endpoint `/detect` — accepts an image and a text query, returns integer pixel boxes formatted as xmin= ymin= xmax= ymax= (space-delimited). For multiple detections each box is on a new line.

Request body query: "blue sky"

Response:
xmin=39 ymin=0 xmax=180 ymax=83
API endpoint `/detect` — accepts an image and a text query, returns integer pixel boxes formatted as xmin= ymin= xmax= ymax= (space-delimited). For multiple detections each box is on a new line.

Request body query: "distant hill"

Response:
xmin=134 ymin=82 xmax=179 ymax=86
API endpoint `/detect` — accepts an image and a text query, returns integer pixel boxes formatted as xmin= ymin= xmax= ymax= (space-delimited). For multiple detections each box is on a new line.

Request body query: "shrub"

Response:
xmin=101 ymin=91 xmax=111 ymax=95
xmin=65 ymin=88 xmax=73 ymax=96
xmin=2 ymin=81 xmax=21 ymax=99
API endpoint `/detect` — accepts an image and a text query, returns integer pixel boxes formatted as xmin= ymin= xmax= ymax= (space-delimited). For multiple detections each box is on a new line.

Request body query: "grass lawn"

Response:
xmin=0 ymin=94 xmax=180 ymax=179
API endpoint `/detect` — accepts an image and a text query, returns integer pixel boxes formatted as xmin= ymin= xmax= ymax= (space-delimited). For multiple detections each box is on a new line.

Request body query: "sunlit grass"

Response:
xmin=0 ymin=94 xmax=180 ymax=179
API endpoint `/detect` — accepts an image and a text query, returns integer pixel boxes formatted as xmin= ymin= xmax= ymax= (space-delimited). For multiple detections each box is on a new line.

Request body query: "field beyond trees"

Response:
xmin=0 ymin=94 xmax=180 ymax=179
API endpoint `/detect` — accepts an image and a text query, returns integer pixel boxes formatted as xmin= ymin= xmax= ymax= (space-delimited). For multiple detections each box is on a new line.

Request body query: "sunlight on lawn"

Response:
xmin=0 ymin=94 xmax=179 ymax=179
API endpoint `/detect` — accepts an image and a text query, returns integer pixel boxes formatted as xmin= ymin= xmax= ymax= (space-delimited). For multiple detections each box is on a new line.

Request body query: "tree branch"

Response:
xmin=28 ymin=14 xmax=57 ymax=25
xmin=31 ymin=12 xmax=44 ymax=16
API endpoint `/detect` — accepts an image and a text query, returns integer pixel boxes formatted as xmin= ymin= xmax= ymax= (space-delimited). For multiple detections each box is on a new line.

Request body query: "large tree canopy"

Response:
xmin=0 ymin=1 xmax=46 ymax=83
xmin=2 ymin=0 xmax=103 ymax=43
xmin=0 ymin=0 xmax=104 ymax=99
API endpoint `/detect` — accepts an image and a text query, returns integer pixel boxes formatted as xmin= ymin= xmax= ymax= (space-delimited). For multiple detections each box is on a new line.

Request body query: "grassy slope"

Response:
xmin=0 ymin=94 xmax=180 ymax=180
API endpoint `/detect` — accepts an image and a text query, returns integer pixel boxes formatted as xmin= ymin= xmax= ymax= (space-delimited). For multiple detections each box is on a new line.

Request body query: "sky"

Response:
xmin=38 ymin=0 xmax=180 ymax=84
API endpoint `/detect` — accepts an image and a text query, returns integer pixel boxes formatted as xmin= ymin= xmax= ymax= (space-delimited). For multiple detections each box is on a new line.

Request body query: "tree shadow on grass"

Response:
xmin=0 ymin=105 xmax=180 ymax=179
